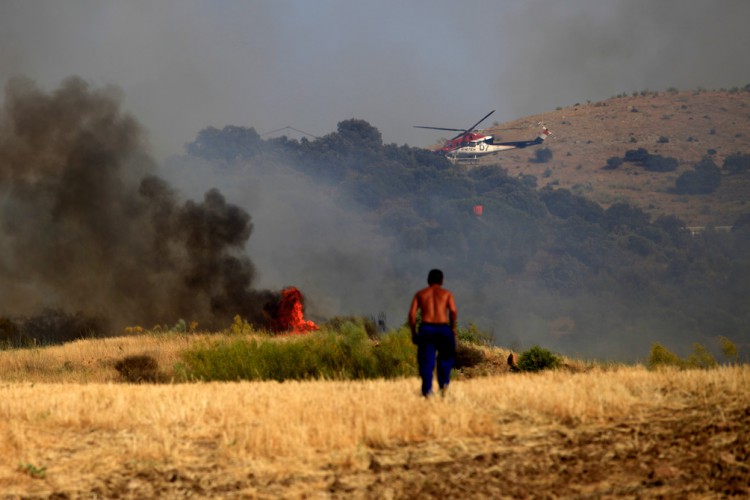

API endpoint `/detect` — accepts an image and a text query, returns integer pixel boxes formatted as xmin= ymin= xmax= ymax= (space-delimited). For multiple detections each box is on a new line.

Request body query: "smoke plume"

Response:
xmin=0 ymin=76 xmax=272 ymax=332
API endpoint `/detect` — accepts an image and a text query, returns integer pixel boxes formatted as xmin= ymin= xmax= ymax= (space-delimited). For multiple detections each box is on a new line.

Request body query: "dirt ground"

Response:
xmin=8 ymin=397 xmax=747 ymax=499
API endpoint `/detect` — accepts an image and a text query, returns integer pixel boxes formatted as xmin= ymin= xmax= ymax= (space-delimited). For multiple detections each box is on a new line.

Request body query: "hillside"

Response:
xmin=162 ymin=93 xmax=750 ymax=362
xmin=476 ymin=89 xmax=750 ymax=227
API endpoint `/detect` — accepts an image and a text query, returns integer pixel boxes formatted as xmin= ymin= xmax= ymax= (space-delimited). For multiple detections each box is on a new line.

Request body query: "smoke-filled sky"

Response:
xmin=2 ymin=0 xmax=749 ymax=161
xmin=1 ymin=1 xmax=750 ymax=356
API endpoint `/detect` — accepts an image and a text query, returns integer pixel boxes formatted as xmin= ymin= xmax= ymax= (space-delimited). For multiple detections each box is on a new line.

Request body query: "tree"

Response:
xmin=336 ymin=119 xmax=383 ymax=149
xmin=623 ymin=148 xmax=678 ymax=172
xmin=185 ymin=125 xmax=262 ymax=162
xmin=723 ymin=153 xmax=750 ymax=175
xmin=643 ymin=154 xmax=678 ymax=172
xmin=603 ymin=202 xmax=650 ymax=232
xmin=540 ymin=188 xmax=603 ymax=223
xmin=674 ymin=157 xmax=721 ymax=194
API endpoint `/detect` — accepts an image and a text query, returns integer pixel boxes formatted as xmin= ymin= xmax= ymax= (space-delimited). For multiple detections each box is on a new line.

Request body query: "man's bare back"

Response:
xmin=409 ymin=284 xmax=457 ymax=336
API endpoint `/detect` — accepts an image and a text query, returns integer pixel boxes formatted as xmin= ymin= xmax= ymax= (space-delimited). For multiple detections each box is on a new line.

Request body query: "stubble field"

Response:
xmin=0 ymin=334 xmax=748 ymax=498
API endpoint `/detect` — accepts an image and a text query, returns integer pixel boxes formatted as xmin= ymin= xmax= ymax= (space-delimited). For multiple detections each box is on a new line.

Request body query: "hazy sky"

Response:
xmin=2 ymin=0 xmax=749 ymax=161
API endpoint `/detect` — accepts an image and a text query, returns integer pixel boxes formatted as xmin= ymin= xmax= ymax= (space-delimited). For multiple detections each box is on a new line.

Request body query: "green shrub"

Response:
xmin=719 ymin=336 xmax=739 ymax=364
xmin=179 ymin=322 xmax=417 ymax=382
xmin=374 ymin=327 xmax=419 ymax=378
xmin=686 ymin=343 xmax=717 ymax=369
xmin=323 ymin=315 xmax=379 ymax=339
xmin=648 ymin=340 xmax=727 ymax=369
xmin=517 ymin=345 xmax=561 ymax=372
xmin=647 ymin=343 xmax=683 ymax=368
xmin=455 ymin=322 xmax=492 ymax=345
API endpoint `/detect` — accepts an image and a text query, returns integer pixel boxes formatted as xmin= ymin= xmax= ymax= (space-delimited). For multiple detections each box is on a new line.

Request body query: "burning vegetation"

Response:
xmin=264 ymin=287 xmax=319 ymax=334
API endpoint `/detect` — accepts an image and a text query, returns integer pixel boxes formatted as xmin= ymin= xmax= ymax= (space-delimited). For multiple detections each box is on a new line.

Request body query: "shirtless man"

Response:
xmin=408 ymin=269 xmax=457 ymax=397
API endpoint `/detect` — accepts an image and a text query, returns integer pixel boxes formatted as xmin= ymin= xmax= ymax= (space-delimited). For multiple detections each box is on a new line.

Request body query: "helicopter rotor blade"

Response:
xmin=447 ymin=110 xmax=497 ymax=142
xmin=414 ymin=110 xmax=497 ymax=143
xmin=413 ymin=125 xmax=467 ymax=132
xmin=465 ymin=110 xmax=496 ymax=133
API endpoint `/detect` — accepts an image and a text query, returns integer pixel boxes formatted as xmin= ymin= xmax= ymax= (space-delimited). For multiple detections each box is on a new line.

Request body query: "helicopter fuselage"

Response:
xmin=443 ymin=129 xmax=548 ymax=161
xmin=444 ymin=136 xmax=518 ymax=159
xmin=414 ymin=110 xmax=550 ymax=163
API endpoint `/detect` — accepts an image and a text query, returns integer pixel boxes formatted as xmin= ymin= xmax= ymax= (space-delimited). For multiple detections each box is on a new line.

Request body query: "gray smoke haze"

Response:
xmin=0 ymin=76 xmax=274 ymax=330
xmin=1 ymin=1 xmax=748 ymax=356
xmin=160 ymin=155 xmax=407 ymax=326
xmin=499 ymin=0 xmax=750 ymax=117
xmin=2 ymin=1 xmax=749 ymax=161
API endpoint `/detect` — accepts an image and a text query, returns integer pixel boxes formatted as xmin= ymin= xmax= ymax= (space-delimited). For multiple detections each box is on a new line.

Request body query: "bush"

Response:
xmin=723 ymin=153 xmax=750 ymax=175
xmin=179 ymin=322 xmax=417 ymax=382
xmin=624 ymin=148 xmax=650 ymax=164
xmin=115 ymin=354 xmax=162 ymax=383
xmin=530 ymin=148 xmax=553 ymax=164
xmin=603 ymin=156 xmax=623 ymax=170
xmin=718 ymin=336 xmax=739 ymax=364
xmin=374 ymin=328 xmax=418 ymax=377
xmin=455 ymin=343 xmax=485 ymax=369
xmin=452 ymin=322 xmax=490 ymax=368
xmin=517 ymin=345 xmax=561 ymax=372
xmin=643 ymin=154 xmax=678 ymax=172
xmin=455 ymin=322 xmax=492 ymax=345
xmin=674 ymin=157 xmax=721 ymax=194
xmin=647 ymin=343 xmax=683 ymax=368
xmin=686 ymin=343 xmax=717 ymax=369
xmin=323 ymin=315 xmax=379 ymax=339
xmin=622 ymin=148 xmax=678 ymax=172
xmin=648 ymin=341 xmax=726 ymax=369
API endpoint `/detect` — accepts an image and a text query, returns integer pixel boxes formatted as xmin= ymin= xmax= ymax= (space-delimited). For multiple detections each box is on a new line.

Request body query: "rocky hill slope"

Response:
xmin=476 ymin=89 xmax=750 ymax=227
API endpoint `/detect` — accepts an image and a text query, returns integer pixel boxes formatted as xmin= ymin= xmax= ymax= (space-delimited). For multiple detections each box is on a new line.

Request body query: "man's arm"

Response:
xmin=408 ymin=294 xmax=419 ymax=337
xmin=447 ymin=292 xmax=457 ymax=334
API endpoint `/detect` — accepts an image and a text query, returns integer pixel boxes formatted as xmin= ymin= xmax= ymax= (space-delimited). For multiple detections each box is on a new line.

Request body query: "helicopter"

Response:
xmin=414 ymin=110 xmax=550 ymax=162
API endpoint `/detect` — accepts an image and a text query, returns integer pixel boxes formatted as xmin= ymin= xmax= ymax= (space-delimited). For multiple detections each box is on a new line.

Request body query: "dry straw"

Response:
xmin=1 ymin=334 xmax=748 ymax=495
xmin=2 ymin=364 xmax=748 ymax=495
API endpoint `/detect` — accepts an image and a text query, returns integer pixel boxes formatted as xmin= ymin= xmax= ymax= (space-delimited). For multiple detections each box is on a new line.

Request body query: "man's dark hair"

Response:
xmin=427 ymin=269 xmax=444 ymax=285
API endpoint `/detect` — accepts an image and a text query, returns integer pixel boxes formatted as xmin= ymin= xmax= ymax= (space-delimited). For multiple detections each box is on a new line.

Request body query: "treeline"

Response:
xmin=182 ymin=120 xmax=750 ymax=360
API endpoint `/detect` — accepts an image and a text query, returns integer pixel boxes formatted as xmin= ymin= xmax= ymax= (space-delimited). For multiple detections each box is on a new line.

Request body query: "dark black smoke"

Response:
xmin=0 ymin=76 xmax=273 ymax=335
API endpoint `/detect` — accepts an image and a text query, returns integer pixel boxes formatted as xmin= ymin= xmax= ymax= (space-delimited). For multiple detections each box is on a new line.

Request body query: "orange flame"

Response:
xmin=270 ymin=286 xmax=318 ymax=334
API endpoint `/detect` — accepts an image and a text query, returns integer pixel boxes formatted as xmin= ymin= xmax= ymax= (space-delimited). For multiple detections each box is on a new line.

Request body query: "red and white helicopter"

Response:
xmin=415 ymin=110 xmax=550 ymax=162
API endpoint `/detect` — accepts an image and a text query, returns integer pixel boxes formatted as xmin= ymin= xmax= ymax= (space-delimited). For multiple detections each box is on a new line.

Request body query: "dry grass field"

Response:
xmin=0 ymin=334 xmax=748 ymax=498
